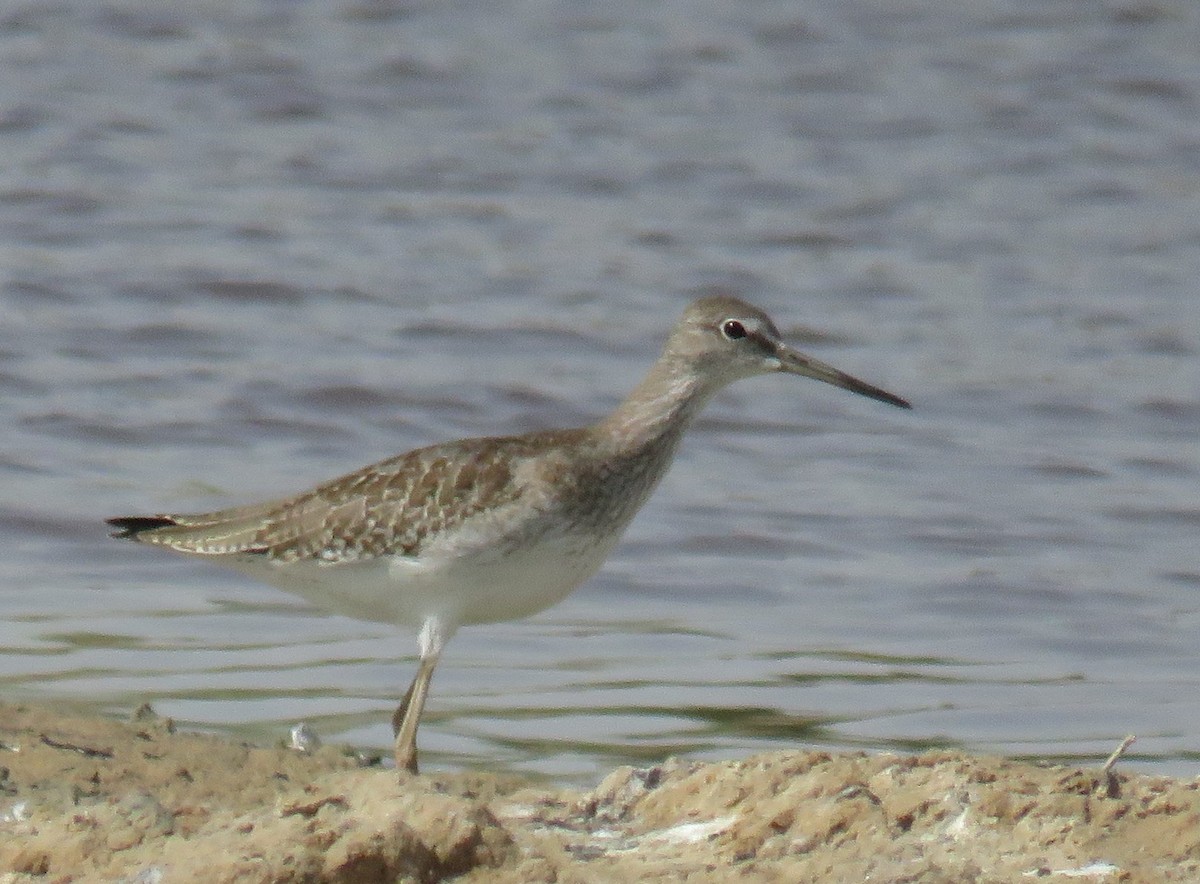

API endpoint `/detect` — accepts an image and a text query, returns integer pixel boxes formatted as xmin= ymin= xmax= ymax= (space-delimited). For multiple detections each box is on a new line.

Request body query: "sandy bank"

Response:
xmin=0 ymin=702 xmax=1195 ymax=882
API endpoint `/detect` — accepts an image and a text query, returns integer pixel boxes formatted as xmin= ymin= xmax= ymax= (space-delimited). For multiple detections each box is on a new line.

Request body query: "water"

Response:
xmin=2 ymin=0 xmax=1199 ymax=782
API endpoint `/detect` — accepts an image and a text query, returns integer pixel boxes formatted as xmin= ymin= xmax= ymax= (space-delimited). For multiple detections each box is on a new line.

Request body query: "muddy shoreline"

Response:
xmin=1 ymin=701 xmax=1195 ymax=882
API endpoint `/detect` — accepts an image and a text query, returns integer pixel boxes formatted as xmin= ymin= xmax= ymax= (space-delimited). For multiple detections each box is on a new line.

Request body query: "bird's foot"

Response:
xmin=394 ymin=741 xmax=419 ymax=775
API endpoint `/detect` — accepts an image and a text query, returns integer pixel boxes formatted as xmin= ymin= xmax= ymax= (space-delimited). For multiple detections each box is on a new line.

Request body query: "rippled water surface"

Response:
xmin=3 ymin=0 xmax=1199 ymax=781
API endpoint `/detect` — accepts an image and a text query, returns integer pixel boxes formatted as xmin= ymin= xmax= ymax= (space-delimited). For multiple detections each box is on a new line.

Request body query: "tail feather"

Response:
xmin=107 ymin=516 xmax=179 ymax=539
xmin=106 ymin=510 xmax=274 ymax=555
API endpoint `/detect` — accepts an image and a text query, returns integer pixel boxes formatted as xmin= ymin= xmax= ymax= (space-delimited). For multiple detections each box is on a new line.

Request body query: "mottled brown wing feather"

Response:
xmin=110 ymin=430 xmax=587 ymax=561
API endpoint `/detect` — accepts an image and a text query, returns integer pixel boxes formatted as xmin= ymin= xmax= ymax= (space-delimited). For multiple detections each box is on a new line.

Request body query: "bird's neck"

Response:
xmin=592 ymin=356 xmax=717 ymax=456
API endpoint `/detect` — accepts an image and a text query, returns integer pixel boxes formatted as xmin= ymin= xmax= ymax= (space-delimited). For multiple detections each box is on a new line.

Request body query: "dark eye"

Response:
xmin=721 ymin=319 xmax=747 ymax=340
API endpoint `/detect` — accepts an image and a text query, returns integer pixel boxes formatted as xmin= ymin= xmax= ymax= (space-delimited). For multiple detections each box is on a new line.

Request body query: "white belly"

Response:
xmin=226 ymin=529 xmax=623 ymax=631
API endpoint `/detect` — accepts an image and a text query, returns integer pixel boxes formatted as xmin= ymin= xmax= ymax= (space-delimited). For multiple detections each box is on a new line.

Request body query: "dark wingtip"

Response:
xmin=106 ymin=515 xmax=178 ymax=539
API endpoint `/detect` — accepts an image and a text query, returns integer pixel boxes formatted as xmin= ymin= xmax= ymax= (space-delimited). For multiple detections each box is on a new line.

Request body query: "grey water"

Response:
xmin=2 ymin=0 xmax=1199 ymax=782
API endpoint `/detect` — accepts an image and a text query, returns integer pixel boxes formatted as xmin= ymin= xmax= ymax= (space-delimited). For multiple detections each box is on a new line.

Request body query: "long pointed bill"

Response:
xmin=775 ymin=344 xmax=911 ymax=409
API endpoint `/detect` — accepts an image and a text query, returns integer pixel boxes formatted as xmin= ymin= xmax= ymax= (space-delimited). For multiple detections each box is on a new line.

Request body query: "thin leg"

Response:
xmin=393 ymin=652 xmax=438 ymax=774
xmin=391 ymin=679 xmax=416 ymax=736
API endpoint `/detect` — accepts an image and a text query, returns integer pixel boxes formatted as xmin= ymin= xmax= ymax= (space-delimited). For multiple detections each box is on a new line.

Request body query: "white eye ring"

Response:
xmin=721 ymin=319 xmax=747 ymax=340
